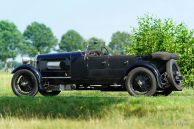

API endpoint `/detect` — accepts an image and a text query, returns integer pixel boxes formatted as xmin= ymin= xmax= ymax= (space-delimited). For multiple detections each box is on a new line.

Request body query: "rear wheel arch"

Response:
xmin=124 ymin=63 xmax=162 ymax=89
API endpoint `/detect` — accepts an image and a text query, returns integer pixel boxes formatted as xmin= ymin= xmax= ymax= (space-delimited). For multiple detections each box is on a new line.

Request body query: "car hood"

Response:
xmin=37 ymin=51 xmax=85 ymax=60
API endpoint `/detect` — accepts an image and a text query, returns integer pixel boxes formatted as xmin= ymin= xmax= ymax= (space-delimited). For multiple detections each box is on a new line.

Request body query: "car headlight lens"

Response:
xmin=22 ymin=57 xmax=31 ymax=64
xmin=22 ymin=56 xmax=37 ymax=65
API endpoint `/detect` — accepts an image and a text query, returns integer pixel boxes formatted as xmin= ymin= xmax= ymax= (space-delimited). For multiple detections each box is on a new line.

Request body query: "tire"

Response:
xmin=11 ymin=69 xmax=38 ymax=96
xmin=166 ymin=59 xmax=182 ymax=90
xmin=126 ymin=67 xmax=157 ymax=96
xmin=39 ymin=90 xmax=61 ymax=96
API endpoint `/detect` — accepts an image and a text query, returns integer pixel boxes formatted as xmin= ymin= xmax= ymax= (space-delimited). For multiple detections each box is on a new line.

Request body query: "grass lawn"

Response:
xmin=0 ymin=72 xmax=194 ymax=129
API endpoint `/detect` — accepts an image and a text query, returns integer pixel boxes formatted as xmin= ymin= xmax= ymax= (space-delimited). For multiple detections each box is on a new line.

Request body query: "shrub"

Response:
xmin=126 ymin=15 xmax=194 ymax=87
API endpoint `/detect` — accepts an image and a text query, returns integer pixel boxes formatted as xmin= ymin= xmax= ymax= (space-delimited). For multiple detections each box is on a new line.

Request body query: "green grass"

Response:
xmin=0 ymin=72 xmax=194 ymax=129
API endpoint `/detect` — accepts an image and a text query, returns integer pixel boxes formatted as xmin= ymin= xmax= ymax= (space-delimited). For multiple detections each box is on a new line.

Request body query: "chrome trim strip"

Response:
xmin=42 ymin=77 xmax=71 ymax=79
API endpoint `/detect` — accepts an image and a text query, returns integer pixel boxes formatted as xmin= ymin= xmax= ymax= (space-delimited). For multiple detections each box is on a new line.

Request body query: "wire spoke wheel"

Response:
xmin=126 ymin=67 xmax=157 ymax=96
xmin=11 ymin=69 xmax=38 ymax=96
xmin=172 ymin=64 xmax=181 ymax=85
xmin=166 ymin=59 xmax=182 ymax=90
xmin=132 ymin=72 xmax=152 ymax=94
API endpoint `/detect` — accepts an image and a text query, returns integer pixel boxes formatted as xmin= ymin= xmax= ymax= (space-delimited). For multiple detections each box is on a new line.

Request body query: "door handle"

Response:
xmin=101 ymin=61 xmax=107 ymax=64
xmin=124 ymin=60 xmax=128 ymax=64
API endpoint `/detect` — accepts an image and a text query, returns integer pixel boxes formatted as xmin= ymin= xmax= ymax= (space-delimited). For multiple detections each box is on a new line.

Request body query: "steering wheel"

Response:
xmin=101 ymin=47 xmax=109 ymax=56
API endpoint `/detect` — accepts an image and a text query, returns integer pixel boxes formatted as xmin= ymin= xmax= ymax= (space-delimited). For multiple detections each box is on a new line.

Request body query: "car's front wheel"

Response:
xmin=126 ymin=67 xmax=157 ymax=96
xmin=11 ymin=69 xmax=38 ymax=96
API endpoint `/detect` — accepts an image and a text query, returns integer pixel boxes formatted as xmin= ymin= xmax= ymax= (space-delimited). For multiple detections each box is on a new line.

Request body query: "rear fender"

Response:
xmin=124 ymin=61 xmax=163 ymax=89
xmin=12 ymin=64 xmax=44 ymax=90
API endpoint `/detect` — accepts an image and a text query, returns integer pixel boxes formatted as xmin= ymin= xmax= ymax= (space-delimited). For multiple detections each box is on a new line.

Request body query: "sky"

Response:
xmin=0 ymin=0 xmax=194 ymax=43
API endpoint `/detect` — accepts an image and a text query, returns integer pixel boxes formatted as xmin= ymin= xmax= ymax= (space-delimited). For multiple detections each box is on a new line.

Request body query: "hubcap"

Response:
xmin=137 ymin=80 xmax=143 ymax=87
xmin=21 ymin=81 xmax=28 ymax=86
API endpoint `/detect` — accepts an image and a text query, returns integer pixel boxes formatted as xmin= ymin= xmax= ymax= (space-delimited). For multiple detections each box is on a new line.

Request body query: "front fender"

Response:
xmin=125 ymin=61 xmax=163 ymax=89
xmin=12 ymin=64 xmax=44 ymax=90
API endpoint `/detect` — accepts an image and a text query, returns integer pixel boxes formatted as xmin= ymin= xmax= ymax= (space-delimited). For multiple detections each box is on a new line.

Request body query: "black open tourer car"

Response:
xmin=11 ymin=44 xmax=183 ymax=96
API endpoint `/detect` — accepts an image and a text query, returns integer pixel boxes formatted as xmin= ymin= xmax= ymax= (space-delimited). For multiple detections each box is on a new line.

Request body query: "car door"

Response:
xmin=107 ymin=55 xmax=131 ymax=79
xmin=86 ymin=55 xmax=108 ymax=80
xmin=71 ymin=53 xmax=88 ymax=79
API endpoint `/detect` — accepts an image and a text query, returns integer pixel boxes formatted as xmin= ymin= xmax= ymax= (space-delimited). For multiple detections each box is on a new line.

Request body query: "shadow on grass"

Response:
xmin=0 ymin=96 xmax=127 ymax=119
xmin=0 ymin=96 xmax=187 ymax=119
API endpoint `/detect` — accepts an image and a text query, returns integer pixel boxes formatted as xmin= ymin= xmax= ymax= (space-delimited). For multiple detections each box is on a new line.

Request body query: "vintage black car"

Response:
xmin=11 ymin=45 xmax=183 ymax=96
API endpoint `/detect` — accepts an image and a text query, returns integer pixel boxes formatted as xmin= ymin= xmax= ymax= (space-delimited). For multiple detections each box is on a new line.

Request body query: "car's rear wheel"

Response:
xmin=39 ymin=90 xmax=61 ymax=96
xmin=11 ymin=69 xmax=38 ymax=96
xmin=166 ymin=59 xmax=182 ymax=90
xmin=126 ymin=67 xmax=157 ymax=96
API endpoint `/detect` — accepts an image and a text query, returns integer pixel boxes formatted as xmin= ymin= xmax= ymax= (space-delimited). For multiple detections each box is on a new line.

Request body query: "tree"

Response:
xmin=59 ymin=30 xmax=85 ymax=52
xmin=126 ymin=15 xmax=194 ymax=87
xmin=23 ymin=22 xmax=57 ymax=57
xmin=0 ymin=20 xmax=23 ymax=71
xmin=109 ymin=31 xmax=131 ymax=55
xmin=86 ymin=37 xmax=106 ymax=51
